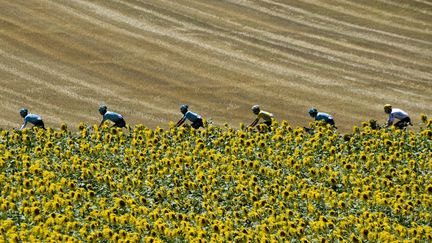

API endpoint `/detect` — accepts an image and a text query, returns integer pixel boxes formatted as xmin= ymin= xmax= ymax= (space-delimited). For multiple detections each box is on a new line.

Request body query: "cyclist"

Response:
xmin=384 ymin=104 xmax=412 ymax=129
xmin=19 ymin=108 xmax=45 ymax=130
xmin=308 ymin=107 xmax=336 ymax=127
xmin=98 ymin=105 xmax=126 ymax=128
xmin=248 ymin=105 xmax=274 ymax=128
xmin=176 ymin=104 xmax=204 ymax=129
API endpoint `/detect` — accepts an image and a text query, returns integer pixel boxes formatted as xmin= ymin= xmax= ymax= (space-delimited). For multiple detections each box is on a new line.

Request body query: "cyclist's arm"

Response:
xmin=99 ymin=117 xmax=107 ymax=128
xmin=387 ymin=115 xmax=394 ymax=127
xmin=176 ymin=116 xmax=186 ymax=127
xmin=249 ymin=118 xmax=259 ymax=127
xmin=20 ymin=120 xmax=27 ymax=130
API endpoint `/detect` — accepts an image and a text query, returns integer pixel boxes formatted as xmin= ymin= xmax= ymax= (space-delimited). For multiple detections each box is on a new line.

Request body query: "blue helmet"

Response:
xmin=19 ymin=108 xmax=28 ymax=117
xmin=180 ymin=104 xmax=189 ymax=114
xmin=99 ymin=105 xmax=107 ymax=114
xmin=308 ymin=107 xmax=318 ymax=115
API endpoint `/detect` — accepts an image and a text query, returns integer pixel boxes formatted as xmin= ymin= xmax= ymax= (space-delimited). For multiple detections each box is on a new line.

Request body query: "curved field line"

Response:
xmin=116 ymin=0 xmax=432 ymax=74
xmin=141 ymin=0 xmax=432 ymax=84
xmin=58 ymin=0 xmax=432 ymax=87
xmin=231 ymin=0 xmax=432 ymax=48
xmin=296 ymin=0 xmax=432 ymax=34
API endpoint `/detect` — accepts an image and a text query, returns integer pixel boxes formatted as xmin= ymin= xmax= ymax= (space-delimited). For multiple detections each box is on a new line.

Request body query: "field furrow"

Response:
xmin=0 ymin=0 xmax=430 ymax=131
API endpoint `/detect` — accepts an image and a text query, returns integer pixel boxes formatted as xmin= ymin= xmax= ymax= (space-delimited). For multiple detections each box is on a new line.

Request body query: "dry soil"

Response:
xmin=1 ymin=0 xmax=431 ymax=132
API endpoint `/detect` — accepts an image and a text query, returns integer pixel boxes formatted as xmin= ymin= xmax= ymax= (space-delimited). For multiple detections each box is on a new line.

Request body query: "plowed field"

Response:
xmin=1 ymin=0 xmax=431 ymax=131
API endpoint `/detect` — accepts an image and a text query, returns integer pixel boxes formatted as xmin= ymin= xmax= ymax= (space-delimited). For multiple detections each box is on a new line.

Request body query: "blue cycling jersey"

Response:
xmin=184 ymin=111 xmax=201 ymax=122
xmin=103 ymin=111 xmax=123 ymax=122
xmin=24 ymin=114 xmax=42 ymax=123
xmin=315 ymin=112 xmax=333 ymax=122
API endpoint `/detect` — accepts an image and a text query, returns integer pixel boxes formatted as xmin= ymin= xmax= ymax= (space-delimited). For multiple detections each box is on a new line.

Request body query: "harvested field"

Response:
xmin=0 ymin=0 xmax=431 ymax=131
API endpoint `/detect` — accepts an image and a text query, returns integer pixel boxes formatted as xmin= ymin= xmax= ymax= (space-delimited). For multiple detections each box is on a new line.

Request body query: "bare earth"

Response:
xmin=1 ymin=0 xmax=431 ymax=132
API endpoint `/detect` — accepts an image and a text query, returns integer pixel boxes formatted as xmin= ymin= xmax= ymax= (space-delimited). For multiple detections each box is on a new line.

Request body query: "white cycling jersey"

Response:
xmin=388 ymin=108 xmax=409 ymax=123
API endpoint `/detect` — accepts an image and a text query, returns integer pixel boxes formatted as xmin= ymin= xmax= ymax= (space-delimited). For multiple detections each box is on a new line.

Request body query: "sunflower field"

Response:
xmin=0 ymin=117 xmax=431 ymax=242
